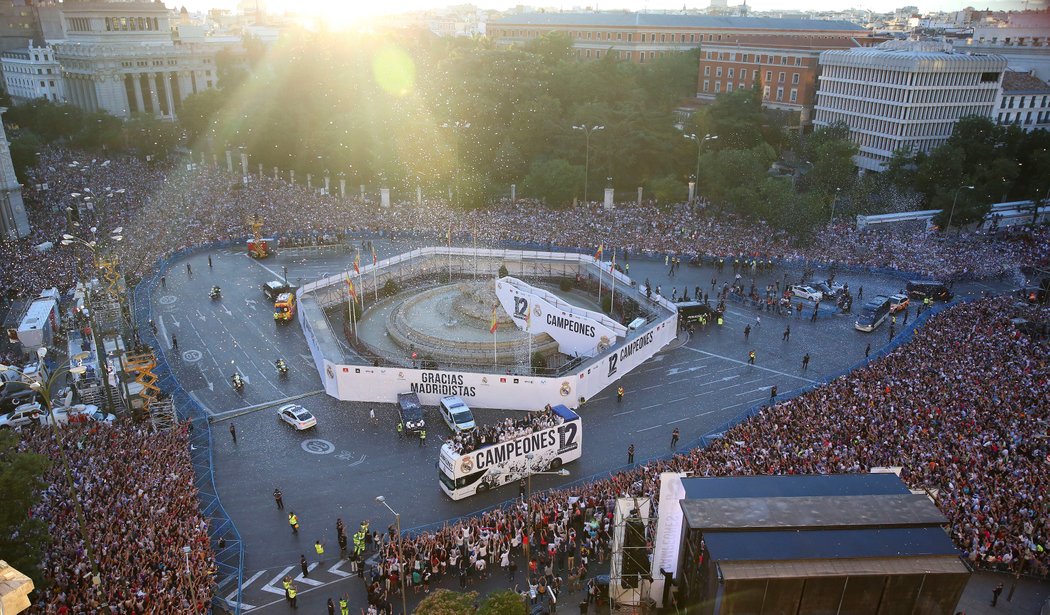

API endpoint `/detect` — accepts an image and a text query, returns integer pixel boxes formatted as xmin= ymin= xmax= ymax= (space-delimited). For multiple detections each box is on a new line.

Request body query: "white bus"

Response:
xmin=855 ymin=295 xmax=892 ymax=332
xmin=438 ymin=404 xmax=582 ymax=500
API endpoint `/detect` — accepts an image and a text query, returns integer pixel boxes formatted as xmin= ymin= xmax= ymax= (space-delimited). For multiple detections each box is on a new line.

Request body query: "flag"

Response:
xmin=610 ymin=250 xmax=616 ymax=273
xmin=490 ymin=303 xmax=499 ymax=334
xmin=371 ymin=245 xmax=377 ymax=266
xmin=594 ymin=244 xmax=603 ymax=260
xmin=353 ymin=252 xmax=360 ymax=275
xmin=346 ymin=274 xmax=357 ymax=301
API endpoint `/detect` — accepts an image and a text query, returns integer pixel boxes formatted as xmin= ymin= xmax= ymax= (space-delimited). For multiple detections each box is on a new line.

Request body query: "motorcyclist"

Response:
xmin=275 ymin=359 xmax=288 ymax=373
xmin=210 ymin=285 xmax=221 ymax=297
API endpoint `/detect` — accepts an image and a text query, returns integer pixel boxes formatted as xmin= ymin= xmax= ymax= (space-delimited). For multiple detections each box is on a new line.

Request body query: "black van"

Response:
xmin=262 ymin=280 xmax=296 ymax=302
xmin=397 ymin=392 xmax=426 ymax=433
xmin=906 ymin=280 xmax=952 ymax=302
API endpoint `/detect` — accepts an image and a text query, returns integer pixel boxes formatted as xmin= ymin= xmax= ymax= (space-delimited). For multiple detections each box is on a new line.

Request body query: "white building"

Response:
xmin=0 ymin=107 xmax=29 ymax=239
xmin=1 ymin=45 xmax=65 ymax=103
xmin=814 ymin=41 xmax=1007 ymax=172
xmin=994 ymin=69 xmax=1050 ymax=133
xmin=50 ymin=1 xmax=221 ymax=120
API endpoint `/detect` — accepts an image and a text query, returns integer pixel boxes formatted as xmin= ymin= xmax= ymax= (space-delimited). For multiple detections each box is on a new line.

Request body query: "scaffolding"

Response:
xmin=609 ymin=496 xmax=657 ymax=613
xmin=124 ymin=351 xmax=161 ymax=418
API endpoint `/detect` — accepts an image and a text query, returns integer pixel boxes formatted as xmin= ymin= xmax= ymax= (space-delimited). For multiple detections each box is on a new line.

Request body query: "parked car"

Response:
xmin=888 ymin=293 xmax=910 ymax=313
xmin=0 ymin=382 xmax=44 ymax=415
xmin=438 ymin=396 xmax=476 ymax=433
xmin=790 ymin=285 xmax=823 ymax=302
xmin=814 ymin=280 xmax=845 ymax=300
xmin=277 ymin=403 xmax=317 ymax=430
xmin=0 ymin=402 xmax=49 ymax=429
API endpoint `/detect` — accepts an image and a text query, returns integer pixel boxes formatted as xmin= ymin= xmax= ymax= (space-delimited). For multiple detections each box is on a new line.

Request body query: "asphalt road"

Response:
xmin=150 ymin=242 xmax=1012 ymax=612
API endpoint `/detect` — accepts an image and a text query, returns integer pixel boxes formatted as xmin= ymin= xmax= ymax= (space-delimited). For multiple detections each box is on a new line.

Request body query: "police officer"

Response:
xmin=748 ymin=350 xmax=756 ymax=365
xmin=282 ymin=576 xmax=292 ymax=601
xmin=627 ymin=443 xmax=635 ymax=464
xmin=396 ymin=420 xmax=403 ymax=439
xmin=338 ymin=531 xmax=348 ymax=559
xmin=287 ymin=583 xmax=298 ymax=608
xmin=288 ymin=512 xmax=299 ymax=534
xmin=419 ymin=428 xmax=427 ymax=447
xmin=315 ymin=539 xmax=325 ymax=561
xmin=617 ymin=386 xmax=624 ymax=402
xmin=340 ymin=594 xmax=350 ymax=615
xmin=353 ymin=529 xmax=366 ymax=558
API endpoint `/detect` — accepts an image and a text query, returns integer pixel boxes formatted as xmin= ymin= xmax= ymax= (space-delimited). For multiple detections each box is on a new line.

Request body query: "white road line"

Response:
xmin=680 ymin=347 xmax=818 ymax=383
xmin=667 ymin=416 xmax=692 ymax=424
xmin=666 ymin=397 xmax=689 ymax=405
xmin=260 ymin=566 xmax=295 ymax=595
xmin=224 ymin=570 xmax=265 ymax=610
xmin=636 ymin=424 xmax=663 ymax=433
xmin=639 ymin=402 xmax=663 ymax=410
xmin=327 ymin=559 xmax=352 ymax=578
xmin=735 ymin=385 xmax=774 ymax=396
xmin=247 ymin=255 xmax=286 ymax=280
xmin=613 ymin=410 xmax=634 ymax=417
xmin=294 ymin=563 xmax=323 ymax=586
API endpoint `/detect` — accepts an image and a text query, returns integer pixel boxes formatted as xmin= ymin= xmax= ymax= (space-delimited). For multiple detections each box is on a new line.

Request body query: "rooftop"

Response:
xmin=491 ymin=12 xmax=867 ymax=32
xmin=1001 ymin=69 xmax=1050 ymax=93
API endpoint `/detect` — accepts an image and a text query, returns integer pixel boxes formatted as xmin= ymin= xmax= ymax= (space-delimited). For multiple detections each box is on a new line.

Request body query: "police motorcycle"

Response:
xmin=231 ymin=372 xmax=245 ymax=392
xmin=275 ymin=358 xmax=289 ymax=378
xmin=209 ymin=285 xmax=222 ymax=300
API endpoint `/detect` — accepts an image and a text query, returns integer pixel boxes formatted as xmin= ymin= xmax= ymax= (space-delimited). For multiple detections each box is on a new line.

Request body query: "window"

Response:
xmin=704 ymin=66 xmax=711 ymax=76
xmin=715 ymin=81 xmax=721 ymax=93
xmin=739 ymin=82 xmax=745 ymax=90
xmin=753 ymin=70 xmax=758 ymax=80
xmin=776 ymin=87 xmax=784 ymax=101
xmin=790 ymin=89 xmax=797 ymax=102
xmin=795 ymin=57 xmax=802 ymax=66
xmin=703 ymin=80 xmax=709 ymax=92
xmin=716 ymin=66 xmax=722 ymax=77
xmin=661 ymin=34 xmax=666 ymax=42
xmin=728 ymin=68 xmax=734 ymax=78
xmin=778 ymin=72 xmax=785 ymax=83
xmin=727 ymin=83 xmax=733 ymax=92
xmin=765 ymin=70 xmax=772 ymax=82
xmin=742 ymin=53 xmax=748 ymax=62
xmin=792 ymin=73 xmax=799 ymax=84
xmin=763 ymin=85 xmax=770 ymax=98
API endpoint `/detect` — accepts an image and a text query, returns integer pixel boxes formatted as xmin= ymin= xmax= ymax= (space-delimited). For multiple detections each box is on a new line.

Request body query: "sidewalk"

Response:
xmin=956 ymin=570 xmax=1050 ymax=615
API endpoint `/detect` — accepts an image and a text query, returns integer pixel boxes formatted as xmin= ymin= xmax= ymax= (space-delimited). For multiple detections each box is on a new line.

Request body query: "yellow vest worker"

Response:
xmin=340 ymin=598 xmax=349 ymax=615
xmin=315 ymin=541 xmax=324 ymax=556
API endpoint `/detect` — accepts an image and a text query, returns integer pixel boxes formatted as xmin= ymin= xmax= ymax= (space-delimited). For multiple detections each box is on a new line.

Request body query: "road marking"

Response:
xmin=327 ymin=559 xmax=352 ymax=577
xmin=260 ymin=566 xmax=295 ymax=595
xmin=667 ymin=416 xmax=692 ymax=424
xmin=247 ymin=256 xmax=286 ymax=280
xmin=613 ymin=410 xmax=634 ymax=416
xmin=294 ymin=563 xmax=323 ymax=586
xmin=301 ymin=439 xmax=336 ymax=454
xmin=224 ymin=570 xmax=265 ymax=610
xmin=639 ymin=402 xmax=662 ymax=410
xmin=680 ymin=347 xmax=818 ymax=383
xmin=736 ymin=386 xmax=773 ymax=396
xmin=636 ymin=424 xmax=663 ymax=432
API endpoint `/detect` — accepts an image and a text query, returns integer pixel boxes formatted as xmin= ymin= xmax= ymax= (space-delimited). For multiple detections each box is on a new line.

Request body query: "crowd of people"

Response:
xmin=19 ymin=422 xmax=214 ymax=613
xmin=362 ymin=297 xmax=1049 ymax=608
xmin=444 ymin=405 xmax=565 ymax=455
xmin=3 ymin=148 xmax=1048 ymax=303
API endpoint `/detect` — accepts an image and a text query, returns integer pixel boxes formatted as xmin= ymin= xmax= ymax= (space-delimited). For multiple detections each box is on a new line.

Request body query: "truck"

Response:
xmin=274 ymin=292 xmax=296 ymax=323
xmin=17 ymin=294 xmax=61 ymax=352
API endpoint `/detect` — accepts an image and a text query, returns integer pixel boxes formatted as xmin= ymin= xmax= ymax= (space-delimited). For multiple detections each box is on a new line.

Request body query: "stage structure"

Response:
xmin=297 ymin=247 xmax=678 ymax=411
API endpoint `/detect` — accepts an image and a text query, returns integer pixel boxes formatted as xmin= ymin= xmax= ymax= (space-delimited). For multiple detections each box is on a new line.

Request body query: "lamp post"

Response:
xmin=830 ymin=187 xmax=841 ymax=223
xmin=684 ymin=133 xmax=717 ymax=204
xmin=572 ymin=125 xmax=604 ymax=203
xmin=522 ymin=453 xmax=570 ymax=565
xmin=11 ymin=351 xmax=102 ymax=593
xmin=375 ymin=496 xmax=408 ymax=615
xmin=947 ymin=184 xmax=975 ymax=233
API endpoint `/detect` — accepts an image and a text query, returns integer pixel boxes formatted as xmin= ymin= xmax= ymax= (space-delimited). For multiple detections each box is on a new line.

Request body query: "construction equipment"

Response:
xmin=274 ymin=292 xmax=296 ymax=324
xmin=247 ymin=215 xmax=271 ymax=259
xmin=124 ymin=351 xmax=161 ymax=421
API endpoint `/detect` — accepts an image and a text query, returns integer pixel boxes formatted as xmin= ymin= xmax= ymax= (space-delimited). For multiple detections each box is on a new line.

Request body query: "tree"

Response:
xmin=797 ymin=122 xmax=857 ymax=197
xmin=415 ymin=589 xmax=477 ymax=615
xmin=477 ymin=589 xmax=528 ymax=615
xmin=125 ymin=113 xmax=180 ymax=160
xmin=647 ymin=174 xmax=686 ymax=205
xmin=523 ymin=158 xmax=584 ymax=207
xmin=0 ymin=430 xmax=51 ymax=588
xmin=9 ymin=132 xmax=44 ymax=183
xmin=178 ymin=89 xmax=226 ymax=143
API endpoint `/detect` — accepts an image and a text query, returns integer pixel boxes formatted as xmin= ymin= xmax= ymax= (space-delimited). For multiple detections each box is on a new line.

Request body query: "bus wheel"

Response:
xmin=548 ymin=458 xmax=562 ymax=471
xmin=476 ymin=483 xmax=489 ymax=494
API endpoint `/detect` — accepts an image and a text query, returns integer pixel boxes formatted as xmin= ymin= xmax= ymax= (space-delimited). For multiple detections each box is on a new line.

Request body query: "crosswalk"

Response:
xmin=222 ymin=558 xmax=360 ymax=611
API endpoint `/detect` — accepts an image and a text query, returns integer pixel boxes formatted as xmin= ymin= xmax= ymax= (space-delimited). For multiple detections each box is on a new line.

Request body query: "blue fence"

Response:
xmin=132 ymin=242 xmax=244 ymax=615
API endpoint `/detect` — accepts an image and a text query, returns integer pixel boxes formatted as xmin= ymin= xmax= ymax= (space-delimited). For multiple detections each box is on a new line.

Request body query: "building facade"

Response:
xmin=994 ymin=69 xmax=1050 ymax=132
xmin=50 ymin=1 xmax=220 ymax=120
xmin=0 ymin=107 xmax=30 ymax=239
xmin=490 ymin=13 xmax=868 ymax=64
xmin=814 ymin=41 xmax=1006 ymax=172
xmin=0 ymin=0 xmax=42 ymax=53
xmin=1 ymin=45 xmax=65 ymax=102
xmin=697 ymin=35 xmax=880 ymax=125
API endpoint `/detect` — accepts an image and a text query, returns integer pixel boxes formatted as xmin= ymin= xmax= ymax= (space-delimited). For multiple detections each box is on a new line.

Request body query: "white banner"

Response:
xmin=495 ymin=276 xmax=626 ymax=358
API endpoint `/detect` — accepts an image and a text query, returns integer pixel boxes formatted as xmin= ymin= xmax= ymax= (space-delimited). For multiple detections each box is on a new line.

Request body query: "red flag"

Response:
xmin=353 ymin=253 xmax=360 ymax=275
xmin=490 ymin=303 xmax=499 ymax=334
xmin=594 ymin=244 xmax=603 ymax=260
xmin=346 ymin=274 xmax=357 ymax=301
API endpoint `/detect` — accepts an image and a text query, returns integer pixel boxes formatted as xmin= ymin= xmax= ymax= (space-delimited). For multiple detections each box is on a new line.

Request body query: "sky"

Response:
xmin=178 ymin=0 xmax=1043 ymax=19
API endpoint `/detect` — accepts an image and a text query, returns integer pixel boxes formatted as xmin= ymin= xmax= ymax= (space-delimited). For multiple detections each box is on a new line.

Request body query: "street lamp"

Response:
xmin=572 ymin=125 xmax=604 ymax=203
xmin=521 ymin=453 xmax=570 ymax=565
xmin=5 ymin=351 xmax=100 ymax=593
xmin=830 ymin=187 xmax=841 ymax=223
xmin=947 ymin=184 xmax=975 ymax=232
xmin=684 ymin=133 xmax=717 ymax=203
xmin=375 ymin=496 xmax=408 ymax=615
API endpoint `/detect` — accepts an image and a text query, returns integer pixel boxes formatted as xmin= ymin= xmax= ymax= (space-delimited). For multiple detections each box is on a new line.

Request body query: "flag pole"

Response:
xmin=473 ymin=229 xmax=477 ymax=281
xmin=372 ymin=247 xmax=379 ymax=303
xmin=448 ymin=224 xmax=453 ymax=283
xmin=610 ymin=249 xmax=616 ymax=317
xmin=597 ymin=248 xmax=604 ymax=307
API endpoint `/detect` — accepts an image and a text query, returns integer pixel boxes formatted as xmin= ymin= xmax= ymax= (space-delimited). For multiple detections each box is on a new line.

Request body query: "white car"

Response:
xmin=790 ymin=285 xmax=823 ymax=302
xmin=0 ymin=403 xmax=62 ymax=429
xmin=277 ymin=403 xmax=317 ymax=430
xmin=438 ymin=396 xmax=476 ymax=433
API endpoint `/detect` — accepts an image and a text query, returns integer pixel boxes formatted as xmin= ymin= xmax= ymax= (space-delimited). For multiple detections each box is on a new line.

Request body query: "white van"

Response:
xmin=438 ymin=396 xmax=476 ymax=433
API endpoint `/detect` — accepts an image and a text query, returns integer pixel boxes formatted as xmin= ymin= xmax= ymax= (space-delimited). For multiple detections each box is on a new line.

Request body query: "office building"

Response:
xmin=1 ymin=45 xmax=64 ymax=102
xmin=994 ymin=69 xmax=1050 ymax=132
xmin=814 ymin=40 xmax=1006 ymax=172
xmin=490 ymin=13 xmax=868 ymax=64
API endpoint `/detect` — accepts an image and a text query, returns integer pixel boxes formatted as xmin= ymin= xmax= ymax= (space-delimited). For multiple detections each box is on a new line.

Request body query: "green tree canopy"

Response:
xmin=0 ymin=430 xmax=51 ymax=587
